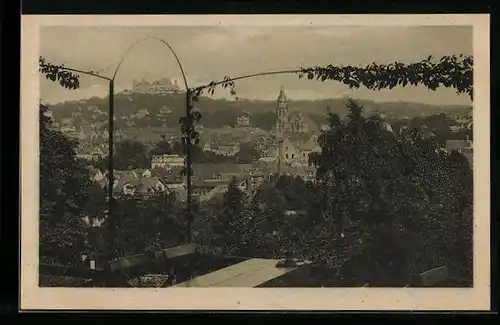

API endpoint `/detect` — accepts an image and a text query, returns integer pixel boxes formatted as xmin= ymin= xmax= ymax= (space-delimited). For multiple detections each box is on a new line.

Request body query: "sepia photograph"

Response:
xmin=21 ymin=14 xmax=490 ymax=310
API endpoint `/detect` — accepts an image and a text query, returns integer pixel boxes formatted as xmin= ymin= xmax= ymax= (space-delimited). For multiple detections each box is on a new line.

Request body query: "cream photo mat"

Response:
xmin=21 ymin=14 xmax=490 ymax=311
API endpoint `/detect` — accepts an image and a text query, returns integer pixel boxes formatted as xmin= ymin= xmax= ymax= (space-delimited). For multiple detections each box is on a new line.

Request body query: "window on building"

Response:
xmin=285 ymin=154 xmax=289 ymax=159
xmin=291 ymin=154 xmax=295 ymax=159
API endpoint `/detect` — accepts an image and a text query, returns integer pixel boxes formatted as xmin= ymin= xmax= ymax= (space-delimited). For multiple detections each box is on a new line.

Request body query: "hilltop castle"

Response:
xmin=131 ymin=78 xmax=181 ymax=95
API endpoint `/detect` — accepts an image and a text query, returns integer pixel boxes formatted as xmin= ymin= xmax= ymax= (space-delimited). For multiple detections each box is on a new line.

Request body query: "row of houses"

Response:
xmin=76 ymin=143 xmax=108 ymax=161
xmin=90 ymin=160 xmax=317 ymax=203
xmin=199 ymin=132 xmax=322 ymax=166
xmin=203 ymin=142 xmax=240 ymax=157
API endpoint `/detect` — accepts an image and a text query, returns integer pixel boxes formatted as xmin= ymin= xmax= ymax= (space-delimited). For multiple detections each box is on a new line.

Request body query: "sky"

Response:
xmin=40 ymin=25 xmax=473 ymax=105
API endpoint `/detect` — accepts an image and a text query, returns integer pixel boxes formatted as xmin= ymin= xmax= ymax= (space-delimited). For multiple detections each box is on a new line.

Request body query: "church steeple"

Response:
xmin=276 ymin=86 xmax=290 ymax=135
xmin=277 ymin=85 xmax=287 ymax=103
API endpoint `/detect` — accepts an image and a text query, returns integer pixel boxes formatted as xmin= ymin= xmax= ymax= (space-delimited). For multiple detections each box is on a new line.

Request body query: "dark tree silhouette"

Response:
xmin=150 ymin=138 xmax=172 ymax=156
xmin=236 ymin=142 xmax=260 ymax=164
xmin=39 ymin=104 xmax=96 ymax=265
xmin=114 ymin=139 xmax=150 ymax=170
xmin=212 ymin=178 xmax=247 ymax=255
xmin=309 ymin=100 xmax=473 ymax=284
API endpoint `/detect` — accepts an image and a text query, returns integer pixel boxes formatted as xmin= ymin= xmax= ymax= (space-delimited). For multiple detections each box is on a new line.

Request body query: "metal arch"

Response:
xmin=111 ymin=36 xmax=189 ymax=91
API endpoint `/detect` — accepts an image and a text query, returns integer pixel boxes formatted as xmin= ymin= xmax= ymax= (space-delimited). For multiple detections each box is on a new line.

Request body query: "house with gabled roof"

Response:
xmin=109 ymin=174 xmax=167 ymax=196
xmin=293 ymin=137 xmax=321 ymax=166
xmin=202 ymin=140 xmax=213 ymax=152
xmin=89 ymin=146 xmax=106 ymax=160
xmin=136 ymin=176 xmax=167 ymax=194
xmin=89 ymin=168 xmax=105 ymax=182
xmin=131 ymin=168 xmax=151 ymax=178
xmin=113 ymin=175 xmax=141 ymax=195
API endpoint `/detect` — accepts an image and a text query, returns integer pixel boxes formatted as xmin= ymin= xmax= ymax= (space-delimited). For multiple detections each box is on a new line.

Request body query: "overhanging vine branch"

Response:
xmin=190 ymin=55 xmax=473 ymax=101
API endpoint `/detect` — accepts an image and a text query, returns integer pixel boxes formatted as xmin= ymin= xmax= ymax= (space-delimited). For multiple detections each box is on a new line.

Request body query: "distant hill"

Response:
xmin=49 ymin=92 xmax=472 ymax=132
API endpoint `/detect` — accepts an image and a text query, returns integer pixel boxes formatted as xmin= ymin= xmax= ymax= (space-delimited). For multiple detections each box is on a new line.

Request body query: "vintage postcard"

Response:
xmin=21 ymin=14 xmax=490 ymax=310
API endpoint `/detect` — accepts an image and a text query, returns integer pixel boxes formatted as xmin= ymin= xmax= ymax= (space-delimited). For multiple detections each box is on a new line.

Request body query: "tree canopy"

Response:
xmin=94 ymin=139 xmax=150 ymax=171
xmin=235 ymin=142 xmax=260 ymax=164
xmin=149 ymin=137 xmax=172 ymax=156
xmin=39 ymin=104 xmax=97 ymax=265
xmin=308 ymin=100 xmax=473 ymax=282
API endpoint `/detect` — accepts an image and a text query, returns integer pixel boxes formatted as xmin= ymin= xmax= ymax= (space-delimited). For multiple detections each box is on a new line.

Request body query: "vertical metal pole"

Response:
xmin=185 ymin=90 xmax=193 ymax=243
xmin=107 ymin=80 xmax=115 ymax=263
xmin=277 ymin=139 xmax=282 ymax=178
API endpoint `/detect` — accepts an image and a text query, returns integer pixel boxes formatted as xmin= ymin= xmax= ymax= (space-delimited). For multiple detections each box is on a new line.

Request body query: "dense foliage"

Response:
xmin=104 ymin=191 xmax=186 ymax=257
xmin=309 ymin=100 xmax=472 ymax=283
xmin=39 ymin=104 xmax=97 ymax=265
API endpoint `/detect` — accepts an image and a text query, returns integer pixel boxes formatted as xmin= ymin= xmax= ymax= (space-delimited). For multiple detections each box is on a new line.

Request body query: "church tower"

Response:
xmin=275 ymin=86 xmax=290 ymax=178
xmin=276 ymin=85 xmax=290 ymax=134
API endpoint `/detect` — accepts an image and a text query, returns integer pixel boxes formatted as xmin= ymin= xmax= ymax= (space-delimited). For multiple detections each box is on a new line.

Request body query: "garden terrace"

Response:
xmin=39 ymin=244 xmax=461 ymax=288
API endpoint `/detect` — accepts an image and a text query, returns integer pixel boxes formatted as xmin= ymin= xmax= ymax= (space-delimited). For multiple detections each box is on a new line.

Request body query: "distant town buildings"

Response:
xmin=95 ymin=168 xmax=179 ymax=197
xmin=201 ymin=139 xmax=240 ymax=157
xmin=212 ymin=143 xmax=240 ymax=156
xmin=76 ymin=146 xmax=106 ymax=161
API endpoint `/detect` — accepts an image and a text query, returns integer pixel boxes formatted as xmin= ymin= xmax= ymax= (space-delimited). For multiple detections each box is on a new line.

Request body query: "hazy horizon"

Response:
xmin=40 ymin=25 xmax=473 ymax=106
xmin=42 ymin=91 xmax=472 ymax=109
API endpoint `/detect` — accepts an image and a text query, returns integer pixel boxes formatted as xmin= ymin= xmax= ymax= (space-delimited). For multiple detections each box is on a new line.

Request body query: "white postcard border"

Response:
xmin=21 ymin=14 xmax=490 ymax=311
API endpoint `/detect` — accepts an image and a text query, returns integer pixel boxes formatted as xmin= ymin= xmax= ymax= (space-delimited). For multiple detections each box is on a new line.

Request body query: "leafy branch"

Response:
xmin=39 ymin=56 xmax=112 ymax=90
xmin=39 ymin=57 xmax=81 ymax=90
xmin=190 ymin=55 xmax=473 ymax=101
xmin=178 ymin=92 xmax=202 ymax=177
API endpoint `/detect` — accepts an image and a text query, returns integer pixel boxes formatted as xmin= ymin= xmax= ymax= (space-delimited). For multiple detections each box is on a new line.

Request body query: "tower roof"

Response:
xmin=277 ymin=85 xmax=287 ymax=102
